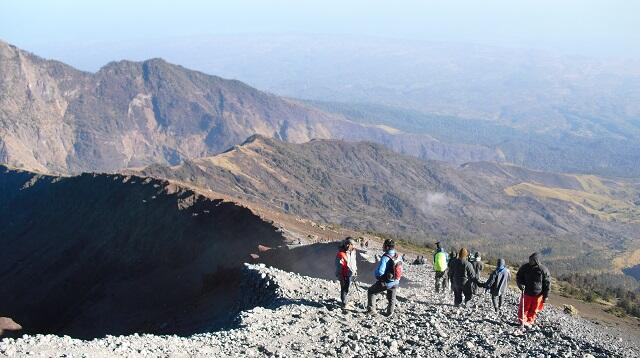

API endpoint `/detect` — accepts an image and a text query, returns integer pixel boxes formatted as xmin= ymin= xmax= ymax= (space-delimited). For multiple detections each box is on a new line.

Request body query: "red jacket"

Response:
xmin=335 ymin=250 xmax=349 ymax=279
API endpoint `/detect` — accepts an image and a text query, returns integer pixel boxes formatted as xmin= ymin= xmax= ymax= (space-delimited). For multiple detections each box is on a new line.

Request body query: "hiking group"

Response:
xmin=335 ymin=237 xmax=551 ymax=328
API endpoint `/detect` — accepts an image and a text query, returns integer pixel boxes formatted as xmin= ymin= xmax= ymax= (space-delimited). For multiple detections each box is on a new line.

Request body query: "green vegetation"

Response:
xmin=504 ymin=182 xmax=640 ymax=224
xmin=558 ymin=273 xmax=640 ymax=318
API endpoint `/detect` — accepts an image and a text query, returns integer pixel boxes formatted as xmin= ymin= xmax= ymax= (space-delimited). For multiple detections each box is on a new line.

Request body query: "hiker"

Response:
xmin=483 ymin=258 xmax=511 ymax=315
xmin=367 ymin=239 xmax=403 ymax=316
xmin=413 ymin=256 xmax=421 ymax=265
xmin=516 ymin=252 xmax=551 ymax=327
xmin=471 ymin=252 xmax=484 ymax=294
xmin=335 ymin=237 xmax=358 ymax=309
xmin=450 ymin=248 xmax=477 ymax=306
xmin=447 ymin=249 xmax=457 ymax=293
xmin=433 ymin=242 xmax=449 ymax=293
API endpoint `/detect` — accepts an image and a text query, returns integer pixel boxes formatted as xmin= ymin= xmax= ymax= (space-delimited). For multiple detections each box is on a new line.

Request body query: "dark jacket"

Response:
xmin=484 ymin=259 xmax=511 ymax=296
xmin=472 ymin=260 xmax=483 ymax=276
xmin=516 ymin=253 xmax=551 ymax=298
xmin=450 ymin=257 xmax=477 ymax=285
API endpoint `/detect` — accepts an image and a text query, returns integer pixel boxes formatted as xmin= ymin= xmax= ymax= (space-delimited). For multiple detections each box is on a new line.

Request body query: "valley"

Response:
xmin=129 ymin=135 xmax=640 ymax=279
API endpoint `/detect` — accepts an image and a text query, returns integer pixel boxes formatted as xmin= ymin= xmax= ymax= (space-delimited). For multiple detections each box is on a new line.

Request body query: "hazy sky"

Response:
xmin=1 ymin=0 xmax=639 ymax=59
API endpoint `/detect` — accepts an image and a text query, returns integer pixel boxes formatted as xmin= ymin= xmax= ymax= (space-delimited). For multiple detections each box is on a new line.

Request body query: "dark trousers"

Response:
xmin=452 ymin=281 xmax=473 ymax=306
xmin=367 ymin=281 xmax=397 ymax=314
xmin=491 ymin=294 xmax=503 ymax=313
xmin=339 ymin=276 xmax=351 ymax=305
xmin=435 ymin=270 xmax=448 ymax=293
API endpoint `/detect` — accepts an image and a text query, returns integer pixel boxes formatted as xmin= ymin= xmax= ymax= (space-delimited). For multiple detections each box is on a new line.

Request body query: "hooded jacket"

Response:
xmin=516 ymin=253 xmax=551 ymax=298
xmin=484 ymin=259 xmax=511 ymax=296
xmin=472 ymin=258 xmax=483 ymax=276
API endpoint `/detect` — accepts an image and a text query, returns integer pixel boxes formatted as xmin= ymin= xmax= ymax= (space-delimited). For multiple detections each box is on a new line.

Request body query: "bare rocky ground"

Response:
xmin=2 ymin=252 xmax=639 ymax=358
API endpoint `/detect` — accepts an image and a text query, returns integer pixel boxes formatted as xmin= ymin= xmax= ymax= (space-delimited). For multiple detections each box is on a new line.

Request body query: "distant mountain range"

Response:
xmin=308 ymin=100 xmax=640 ymax=177
xmin=2 ymin=39 xmax=640 ymax=277
xmin=57 ymin=35 xmax=640 ymax=140
xmin=0 ymin=40 xmax=500 ymax=174
xmin=131 ymin=135 xmax=640 ymax=276
xmin=13 ymin=35 xmax=640 ymax=177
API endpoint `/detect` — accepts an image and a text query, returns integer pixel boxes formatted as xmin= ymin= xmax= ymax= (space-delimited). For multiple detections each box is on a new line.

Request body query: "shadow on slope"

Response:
xmin=258 ymin=242 xmax=411 ymax=287
xmin=0 ymin=166 xmax=285 ymax=339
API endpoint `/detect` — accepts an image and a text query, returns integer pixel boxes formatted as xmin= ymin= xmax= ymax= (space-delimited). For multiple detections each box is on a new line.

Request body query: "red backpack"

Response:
xmin=383 ymin=253 xmax=403 ymax=281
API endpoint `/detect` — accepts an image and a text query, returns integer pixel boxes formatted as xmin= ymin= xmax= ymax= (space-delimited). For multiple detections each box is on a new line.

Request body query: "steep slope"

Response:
xmin=133 ymin=135 xmax=640 ymax=275
xmin=0 ymin=40 xmax=501 ymax=174
xmin=3 ymin=264 xmax=639 ymax=357
xmin=0 ymin=165 xmax=287 ymax=338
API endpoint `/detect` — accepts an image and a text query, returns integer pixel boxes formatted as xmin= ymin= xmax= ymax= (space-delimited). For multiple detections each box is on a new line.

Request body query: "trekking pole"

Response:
xmin=352 ymin=276 xmax=363 ymax=307
xmin=519 ymin=290 xmax=525 ymax=329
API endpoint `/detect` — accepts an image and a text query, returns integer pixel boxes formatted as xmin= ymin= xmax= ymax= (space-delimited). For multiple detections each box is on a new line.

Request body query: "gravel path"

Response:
xmin=2 ymin=260 xmax=639 ymax=357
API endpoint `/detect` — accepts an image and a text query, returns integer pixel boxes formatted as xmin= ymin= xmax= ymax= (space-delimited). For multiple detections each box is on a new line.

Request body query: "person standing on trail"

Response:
xmin=471 ymin=252 xmax=484 ymax=294
xmin=335 ymin=237 xmax=358 ymax=309
xmin=516 ymin=252 xmax=551 ymax=327
xmin=367 ymin=239 xmax=403 ymax=316
xmin=483 ymin=258 xmax=511 ymax=315
xmin=450 ymin=248 xmax=477 ymax=307
xmin=447 ymin=249 xmax=457 ymax=293
xmin=433 ymin=242 xmax=449 ymax=293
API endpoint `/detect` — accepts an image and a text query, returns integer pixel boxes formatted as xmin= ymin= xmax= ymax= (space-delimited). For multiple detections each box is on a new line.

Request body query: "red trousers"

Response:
xmin=518 ymin=293 xmax=544 ymax=325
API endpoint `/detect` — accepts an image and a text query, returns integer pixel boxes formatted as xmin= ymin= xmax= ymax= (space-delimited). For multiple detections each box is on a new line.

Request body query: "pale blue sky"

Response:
xmin=1 ymin=0 xmax=639 ymax=59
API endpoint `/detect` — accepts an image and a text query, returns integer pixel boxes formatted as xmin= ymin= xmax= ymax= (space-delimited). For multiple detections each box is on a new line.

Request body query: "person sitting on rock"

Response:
xmin=450 ymin=248 xmax=477 ymax=307
xmin=433 ymin=242 xmax=449 ymax=294
xmin=516 ymin=252 xmax=551 ymax=327
xmin=335 ymin=237 xmax=358 ymax=309
xmin=483 ymin=258 xmax=511 ymax=315
xmin=366 ymin=239 xmax=402 ymax=316
xmin=413 ymin=256 xmax=421 ymax=265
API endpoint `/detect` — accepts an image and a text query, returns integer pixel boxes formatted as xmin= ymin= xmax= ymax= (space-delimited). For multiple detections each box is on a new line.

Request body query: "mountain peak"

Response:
xmin=0 ymin=41 xmax=502 ymax=174
xmin=240 ymin=134 xmax=276 ymax=147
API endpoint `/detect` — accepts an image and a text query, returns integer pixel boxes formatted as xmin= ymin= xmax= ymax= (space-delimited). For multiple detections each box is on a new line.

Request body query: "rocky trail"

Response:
xmin=2 ymin=250 xmax=639 ymax=357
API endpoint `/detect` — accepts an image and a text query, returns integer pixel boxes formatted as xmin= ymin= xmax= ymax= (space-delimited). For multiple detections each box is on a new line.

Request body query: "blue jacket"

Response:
xmin=484 ymin=258 xmax=511 ymax=296
xmin=375 ymin=249 xmax=399 ymax=289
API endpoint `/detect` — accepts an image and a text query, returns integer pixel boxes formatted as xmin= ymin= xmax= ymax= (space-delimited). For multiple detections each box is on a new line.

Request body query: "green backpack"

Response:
xmin=434 ymin=251 xmax=447 ymax=272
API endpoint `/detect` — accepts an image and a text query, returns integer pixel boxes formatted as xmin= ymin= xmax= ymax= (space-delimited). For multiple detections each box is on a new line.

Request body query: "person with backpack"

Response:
xmin=366 ymin=239 xmax=403 ymax=316
xmin=335 ymin=237 xmax=358 ymax=309
xmin=516 ymin=252 xmax=551 ymax=327
xmin=483 ymin=258 xmax=511 ymax=315
xmin=450 ymin=248 xmax=477 ymax=307
xmin=433 ymin=242 xmax=449 ymax=293
xmin=471 ymin=252 xmax=484 ymax=294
